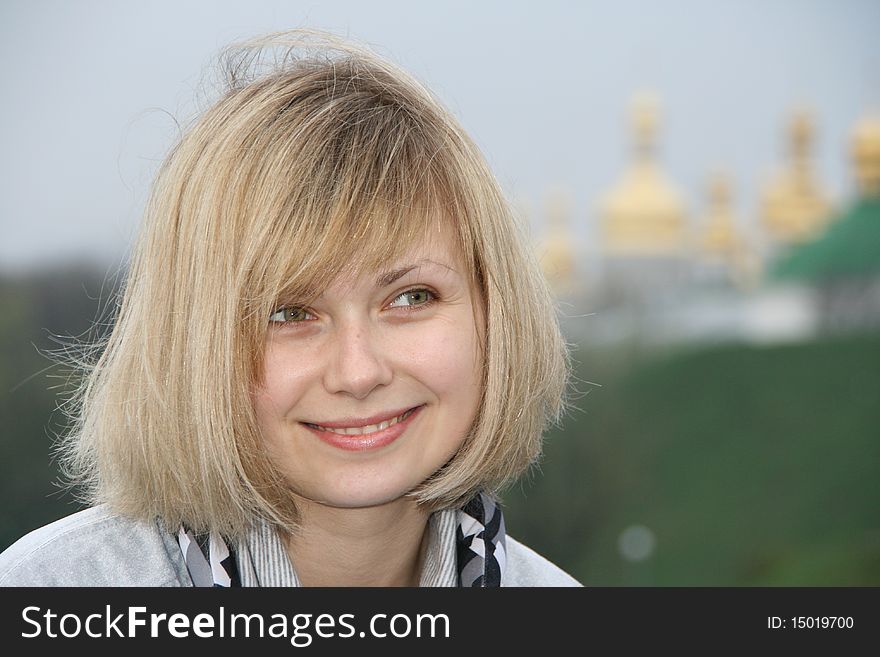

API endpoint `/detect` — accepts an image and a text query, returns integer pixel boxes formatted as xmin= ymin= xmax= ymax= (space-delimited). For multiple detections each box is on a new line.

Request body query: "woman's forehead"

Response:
xmin=324 ymin=225 xmax=465 ymax=292
xmin=267 ymin=210 xmax=473 ymax=305
xmin=387 ymin=219 xmax=462 ymax=267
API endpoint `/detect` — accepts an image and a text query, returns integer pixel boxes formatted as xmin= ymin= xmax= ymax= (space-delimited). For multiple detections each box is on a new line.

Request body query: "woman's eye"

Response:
xmin=269 ymin=306 xmax=312 ymax=323
xmin=388 ymin=288 xmax=436 ymax=309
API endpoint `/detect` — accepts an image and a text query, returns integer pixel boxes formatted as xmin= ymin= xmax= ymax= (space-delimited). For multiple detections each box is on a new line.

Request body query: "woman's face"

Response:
xmin=253 ymin=220 xmax=484 ymax=509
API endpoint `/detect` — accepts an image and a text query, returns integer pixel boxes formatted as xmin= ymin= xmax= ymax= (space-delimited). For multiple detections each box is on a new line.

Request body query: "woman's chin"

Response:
xmin=292 ymin=478 xmax=422 ymax=511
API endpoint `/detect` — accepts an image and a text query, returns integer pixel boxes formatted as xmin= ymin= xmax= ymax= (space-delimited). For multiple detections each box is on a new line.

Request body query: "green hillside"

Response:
xmin=0 ymin=267 xmax=111 ymax=550
xmin=504 ymin=333 xmax=880 ymax=585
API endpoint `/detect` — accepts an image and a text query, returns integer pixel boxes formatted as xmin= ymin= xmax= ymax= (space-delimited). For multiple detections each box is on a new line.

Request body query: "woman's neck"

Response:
xmin=282 ymin=497 xmax=431 ymax=587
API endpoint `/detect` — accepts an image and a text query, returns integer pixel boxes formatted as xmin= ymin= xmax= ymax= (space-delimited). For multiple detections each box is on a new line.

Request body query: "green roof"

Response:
xmin=772 ymin=198 xmax=880 ymax=282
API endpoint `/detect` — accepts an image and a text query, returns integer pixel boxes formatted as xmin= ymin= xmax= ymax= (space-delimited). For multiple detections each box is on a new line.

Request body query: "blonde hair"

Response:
xmin=60 ymin=30 xmax=572 ymax=538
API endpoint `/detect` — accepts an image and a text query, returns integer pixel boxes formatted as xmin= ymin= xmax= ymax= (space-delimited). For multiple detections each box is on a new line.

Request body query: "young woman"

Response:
xmin=0 ymin=30 xmax=579 ymax=587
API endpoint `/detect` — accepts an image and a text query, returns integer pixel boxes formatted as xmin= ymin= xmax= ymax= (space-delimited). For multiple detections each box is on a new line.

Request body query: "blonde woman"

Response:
xmin=0 ymin=30 xmax=580 ymax=587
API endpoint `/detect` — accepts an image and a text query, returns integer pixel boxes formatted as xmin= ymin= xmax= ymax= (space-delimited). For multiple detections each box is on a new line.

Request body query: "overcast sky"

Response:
xmin=1 ymin=0 xmax=878 ymax=272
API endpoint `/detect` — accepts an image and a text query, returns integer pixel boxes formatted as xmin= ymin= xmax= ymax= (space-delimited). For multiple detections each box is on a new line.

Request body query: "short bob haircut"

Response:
xmin=60 ymin=30 xmax=571 ymax=538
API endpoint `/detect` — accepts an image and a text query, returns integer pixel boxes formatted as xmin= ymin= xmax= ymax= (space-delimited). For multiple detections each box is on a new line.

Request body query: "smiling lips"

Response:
xmin=305 ymin=407 xmax=419 ymax=435
xmin=301 ymin=405 xmax=424 ymax=451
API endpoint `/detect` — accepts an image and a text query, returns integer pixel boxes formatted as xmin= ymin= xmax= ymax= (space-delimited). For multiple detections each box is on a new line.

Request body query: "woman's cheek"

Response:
xmin=255 ymin=341 xmax=312 ymax=417
xmin=398 ymin=322 xmax=467 ymax=389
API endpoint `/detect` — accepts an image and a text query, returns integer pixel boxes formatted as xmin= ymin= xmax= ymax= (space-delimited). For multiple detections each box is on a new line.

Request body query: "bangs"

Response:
xmin=274 ymin=176 xmax=457 ymax=308
xmin=238 ymin=76 xmax=474 ymax=317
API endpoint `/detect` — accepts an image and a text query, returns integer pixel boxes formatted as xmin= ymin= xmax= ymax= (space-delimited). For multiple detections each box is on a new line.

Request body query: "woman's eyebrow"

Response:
xmin=375 ymin=259 xmax=456 ymax=287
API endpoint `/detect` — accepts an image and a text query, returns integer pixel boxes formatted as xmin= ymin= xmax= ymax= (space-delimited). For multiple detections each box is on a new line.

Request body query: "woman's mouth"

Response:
xmin=301 ymin=405 xmax=424 ymax=451
xmin=304 ymin=407 xmax=419 ymax=435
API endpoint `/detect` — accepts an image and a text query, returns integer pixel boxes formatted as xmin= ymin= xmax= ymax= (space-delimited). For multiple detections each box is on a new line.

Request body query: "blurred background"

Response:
xmin=2 ymin=0 xmax=878 ymax=585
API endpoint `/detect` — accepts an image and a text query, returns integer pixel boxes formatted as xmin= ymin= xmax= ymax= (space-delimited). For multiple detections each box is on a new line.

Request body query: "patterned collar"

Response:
xmin=178 ymin=492 xmax=506 ymax=587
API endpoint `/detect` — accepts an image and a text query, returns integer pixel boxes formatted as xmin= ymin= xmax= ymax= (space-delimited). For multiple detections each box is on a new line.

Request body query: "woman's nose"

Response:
xmin=322 ymin=320 xmax=393 ymax=399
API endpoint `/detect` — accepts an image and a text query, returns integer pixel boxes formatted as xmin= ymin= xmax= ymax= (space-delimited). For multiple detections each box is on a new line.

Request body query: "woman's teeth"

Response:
xmin=308 ymin=408 xmax=416 ymax=435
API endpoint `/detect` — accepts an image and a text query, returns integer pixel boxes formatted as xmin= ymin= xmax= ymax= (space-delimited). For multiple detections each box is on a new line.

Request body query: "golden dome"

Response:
xmin=601 ymin=93 xmax=688 ymax=254
xmin=537 ymin=187 xmax=577 ymax=294
xmin=696 ymin=171 xmax=763 ymax=288
xmin=851 ymin=113 xmax=880 ymax=198
xmin=700 ymin=171 xmax=741 ymax=257
xmin=761 ymin=108 xmax=832 ymax=243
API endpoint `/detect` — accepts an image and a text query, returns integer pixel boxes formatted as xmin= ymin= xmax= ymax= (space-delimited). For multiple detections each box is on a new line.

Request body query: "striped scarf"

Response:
xmin=178 ymin=492 xmax=506 ymax=587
